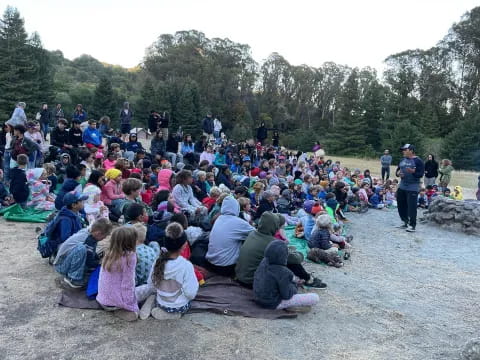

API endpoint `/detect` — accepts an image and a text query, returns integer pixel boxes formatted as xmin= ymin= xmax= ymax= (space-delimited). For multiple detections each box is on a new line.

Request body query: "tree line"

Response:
xmin=1 ymin=6 xmax=480 ymax=169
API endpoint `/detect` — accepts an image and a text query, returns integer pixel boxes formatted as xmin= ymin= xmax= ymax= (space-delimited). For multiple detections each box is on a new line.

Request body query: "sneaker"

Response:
xmin=397 ymin=223 xmax=408 ymax=229
xmin=113 ymin=309 xmax=138 ymax=322
xmin=345 ymin=235 xmax=353 ymax=243
xmin=151 ymin=307 xmax=182 ymax=321
xmin=305 ymin=277 xmax=327 ymax=289
xmin=406 ymin=225 xmax=416 ymax=232
xmin=285 ymin=306 xmax=312 ymax=313
xmin=139 ymin=295 xmax=156 ymax=320
xmin=63 ymin=277 xmax=84 ymax=289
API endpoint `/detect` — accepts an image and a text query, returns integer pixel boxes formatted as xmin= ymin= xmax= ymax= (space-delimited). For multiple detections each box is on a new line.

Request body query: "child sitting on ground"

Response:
xmin=132 ymin=222 xmax=160 ymax=286
xmin=202 ymin=186 xmax=221 ymax=211
xmin=25 ymin=168 xmax=55 ymax=211
xmin=0 ymin=170 xmax=13 ymax=208
xmin=253 ymin=240 xmax=320 ymax=310
xmin=97 ymin=226 xmax=139 ymax=321
xmin=10 ymin=154 xmax=29 ymax=207
xmin=135 ymin=222 xmax=199 ymax=320
xmin=277 ymin=189 xmax=293 ymax=215
xmin=418 ymin=188 xmax=428 ymax=209
xmin=385 ymin=185 xmax=397 ymax=207
xmin=83 ymin=185 xmax=109 ymax=224
xmin=370 ymin=188 xmax=386 ymax=209
xmin=238 ymin=196 xmax=253 ymax=224
xmin=43 ymin=163 xmax=58 ymax=194
xmin=54 ymin=218 xmax=112 ymax=288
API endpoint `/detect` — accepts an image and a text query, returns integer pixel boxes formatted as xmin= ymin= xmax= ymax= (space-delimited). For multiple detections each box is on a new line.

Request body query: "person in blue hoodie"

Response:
xmin=396 ymin=144 xmax=425 ymax=232
xmin=370 ymin=188 xmax=385 ymax=209
xmin=82 ymin=120 xmax=102 ymax=148
xmin=55 ymin=165 xmax=81 ymax=210
xmin=42 ymin=190 xmax=87 ymax=261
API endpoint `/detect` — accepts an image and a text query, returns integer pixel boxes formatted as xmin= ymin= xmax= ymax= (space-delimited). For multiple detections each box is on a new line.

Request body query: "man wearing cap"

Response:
xmin=396 ymin=144 xmax=425 ymax=232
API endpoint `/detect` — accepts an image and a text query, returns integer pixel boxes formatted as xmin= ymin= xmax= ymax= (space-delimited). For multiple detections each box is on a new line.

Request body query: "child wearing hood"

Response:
xmin=26 ymin=168 xmax=56 ymax=210
xmin=453 ymin=186 xmax=463 ymax=201
xmin=253 ymin=240 xmax=320 ymax=310
xmin=83 ymin=184 xmax=109 ymax=224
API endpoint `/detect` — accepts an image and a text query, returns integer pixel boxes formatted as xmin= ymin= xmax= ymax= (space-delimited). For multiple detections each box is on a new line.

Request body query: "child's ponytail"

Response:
xmin=152 ymin=250 xmax=170 ymax=286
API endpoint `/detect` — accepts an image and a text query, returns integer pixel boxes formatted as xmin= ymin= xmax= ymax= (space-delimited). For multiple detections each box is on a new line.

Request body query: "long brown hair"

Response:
xmin=102 ymin=227 xmax=137 ymax=272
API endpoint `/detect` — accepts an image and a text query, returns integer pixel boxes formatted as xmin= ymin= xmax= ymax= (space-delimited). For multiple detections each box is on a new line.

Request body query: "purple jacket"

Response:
xmin=97 ymin=252 xmax=139 ymax=313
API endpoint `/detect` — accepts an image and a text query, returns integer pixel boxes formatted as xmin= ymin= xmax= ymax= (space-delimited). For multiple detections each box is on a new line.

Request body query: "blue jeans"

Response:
xmin=55 ymin=244 xmax=87 ymax=281
xmin=41 ymin=123 xmax=49 ymax=137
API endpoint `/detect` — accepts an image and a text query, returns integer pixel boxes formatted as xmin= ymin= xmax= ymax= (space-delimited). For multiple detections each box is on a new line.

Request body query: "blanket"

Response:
xmin=58 ymin=276 xmax=297 ymax=319
xmin=0 ymin=203 xmax=54 ymax=223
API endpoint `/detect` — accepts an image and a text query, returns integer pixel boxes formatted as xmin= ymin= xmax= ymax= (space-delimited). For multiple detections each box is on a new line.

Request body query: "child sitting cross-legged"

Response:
xmin=54 ymin=218 xmax=113 ymax=289
xmin=97 ymin=226 xmax=139 ymax=321
xmin=135 ymin=222 xmax=199 ymax=320
xmin=131 ymin=222 xmax=160 ymax=286
xmin=307 ymin=214 xmax=344 ymax=268
xmin=253 ymin=240 xmax=320 ymax=311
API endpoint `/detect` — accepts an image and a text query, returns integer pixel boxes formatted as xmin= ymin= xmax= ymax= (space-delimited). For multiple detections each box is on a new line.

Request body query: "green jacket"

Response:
xmin=235 ymin=212 xmax=281 ymax=285
xmin=439 ymin=165 xmax=453 ymax=185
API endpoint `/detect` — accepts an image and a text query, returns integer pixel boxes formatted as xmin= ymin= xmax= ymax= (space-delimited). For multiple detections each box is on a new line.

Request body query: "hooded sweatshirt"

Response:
xmin=157 ymin=169 xmax=173 ymax=192
xmin=82 ymin=126 xmax=102 ymax=146
xmin=138 ymin=255 xmax=199 ymax=309
xmin=235 ymin=211 xmax=281 ymax=285
xmin=206 ymin=196 xmax=254 ymax=266
xmin=253 ymin=240 xmax=297 ymax=309
xmin=55 ymin=178 xmax=81 ymax=210
xmin=453 ymin=186 xmax=463 ymax=200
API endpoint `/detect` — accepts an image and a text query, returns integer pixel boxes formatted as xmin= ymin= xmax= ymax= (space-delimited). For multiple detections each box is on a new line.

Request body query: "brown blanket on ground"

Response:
xmin=57 ymin=276 xmax=296 ymax=319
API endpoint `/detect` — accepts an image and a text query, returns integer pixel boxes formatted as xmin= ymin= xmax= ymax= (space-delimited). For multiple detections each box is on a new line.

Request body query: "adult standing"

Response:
xmin=148 ymin=111 xmax=160 ymax=135
xmin=256 ymin=122 xmax=268 ymax=145
xmin=424 ymin=154 xmax=439 ymax=187
xmin=213 ymin=116 xmax=222 ymax=144
xmin=201 ymin=113 xmax=214 ymax=140
xmin=73 ymin=104 xmax=87 ymax=123
xmin=53 ymin=104 xmax=64 ymax=127
xmin=380 ymin=149 xmax=392 ymax=181
xmin=438 ymin=159 xmax=454 ymax=190
xmin=39 ymin=103 xmax=52 ymax=140
xmin=159 ymin=111 xmax=169 ymax=140
xmin=120 ymin=102 xmax=133 ymax=142
xmin=396 ymin=144 xmax=424 ymax=233
xmin=7 ymin=102 xmax=27 ymax=127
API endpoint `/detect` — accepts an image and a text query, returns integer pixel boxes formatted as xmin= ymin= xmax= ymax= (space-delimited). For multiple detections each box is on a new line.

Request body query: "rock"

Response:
xmin=464 ymin=203 xmax=476 ymax=210
xmin=461 ymin=339 xmax=480 ymax=360
xmin=442 ymin=212 xmax=454 ymax=220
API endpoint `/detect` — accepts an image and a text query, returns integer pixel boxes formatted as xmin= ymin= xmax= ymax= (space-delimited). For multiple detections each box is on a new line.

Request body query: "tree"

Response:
xmin=0 ymin=7 xmax=37 ymax=120
xmin=92 ymin=76 xmax=115 ymax=121
xmin=135 ymin=77 xmax=156 ymax=128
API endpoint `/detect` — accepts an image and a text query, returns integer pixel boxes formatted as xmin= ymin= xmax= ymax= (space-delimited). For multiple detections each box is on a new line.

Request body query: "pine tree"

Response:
xmin=92 ymin=76 xmax=115 ymax=121
xmin=362 ymin=81 xmax=385 ymax=152
xmin=0 ymin=7 xmax=37 ymax=121
xmin=442 ymin=110 xmax=480 ymax=170
xmin=383 ymin=119 xmax=425 ymax=164
xmin=135 ymin=78 xmax=156 ymax=128
xmin=174 ymin=79 xmax=201 ymax=135
xmin=326 ymin=69 xmax=366 ymax=155
xmin=28 ymin=32 xmax=54 ymax=111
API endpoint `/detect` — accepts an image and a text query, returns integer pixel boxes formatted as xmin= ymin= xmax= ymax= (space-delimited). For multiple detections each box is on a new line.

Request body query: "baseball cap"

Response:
xmin=63 ymin=191 xmax=88 ymax=206
xmin=400 ymin=144 xmax=415 ymax=151
xmin=303 ymin=200 xmax=315 ymax=214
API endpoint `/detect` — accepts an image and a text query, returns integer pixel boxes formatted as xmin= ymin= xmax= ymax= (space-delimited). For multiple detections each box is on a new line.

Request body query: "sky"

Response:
xmin=4 ymin=0 xmax=479 ymax=73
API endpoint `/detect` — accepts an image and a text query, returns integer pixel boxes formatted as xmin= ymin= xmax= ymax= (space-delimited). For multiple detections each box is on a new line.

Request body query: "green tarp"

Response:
xmin=0 ymin=204 xmax=54 ymax=223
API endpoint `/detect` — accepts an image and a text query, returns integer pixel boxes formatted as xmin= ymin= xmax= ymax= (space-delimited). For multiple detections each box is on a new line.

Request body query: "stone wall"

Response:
xmin=424 ymin=197 xmax=480 ymax=235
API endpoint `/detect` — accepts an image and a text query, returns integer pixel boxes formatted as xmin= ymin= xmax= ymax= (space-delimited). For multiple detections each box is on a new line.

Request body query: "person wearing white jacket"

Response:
xmin=213 ymin=117 xmax=222 ymax=145
xmin=135 ymin=222 xmax=199 ymax=320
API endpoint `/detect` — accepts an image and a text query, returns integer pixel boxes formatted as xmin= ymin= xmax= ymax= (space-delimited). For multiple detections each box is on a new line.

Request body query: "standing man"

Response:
xmin=256 ymin=122 xmax=268 ymax=145
xmin=120 ymin=102 xmax=133 ymax=142
xmin=54 ymin=104 xmax=64 ymax=127
xmin=380 ymin=149 xmax=392 ymax=181
xmin=39 ymin=103 xmax=52 ymax=141
xmin=396 ymin=144 xmax=424 ymax=233
xmin=201 ymin=112 xmax=214 ymax=140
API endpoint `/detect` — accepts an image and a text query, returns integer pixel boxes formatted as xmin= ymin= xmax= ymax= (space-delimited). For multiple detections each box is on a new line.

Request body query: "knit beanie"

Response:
xmin=105 ymin=168 xmax=122 ymax=180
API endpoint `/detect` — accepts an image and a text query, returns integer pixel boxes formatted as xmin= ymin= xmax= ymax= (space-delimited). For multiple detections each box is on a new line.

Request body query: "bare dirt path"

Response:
xmin=1 ymin=208 xmax=479 ymax=360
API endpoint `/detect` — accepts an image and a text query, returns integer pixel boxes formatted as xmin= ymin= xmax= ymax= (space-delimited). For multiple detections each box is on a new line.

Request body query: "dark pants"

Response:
xmin=381 ymin=167 xmax=390 ymax=181
xmin=397 ymin=188 xmax=418 ymax=228
xmin=206 ymin=261 xmax=236 ymax=277
xmin=287 ymin=263 xmax=311 ymax=282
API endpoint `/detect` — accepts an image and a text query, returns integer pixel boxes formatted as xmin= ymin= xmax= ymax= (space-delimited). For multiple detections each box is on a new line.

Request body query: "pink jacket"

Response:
xmin=157 ymin=169 xmax=173 ymax=192
xmin=96 ymin=252 xmax=139 ymax=313
xmin=101 ymin=180 xmax=125 ymax=206
xmin=103 ymin=158 xmax=116 ymax=170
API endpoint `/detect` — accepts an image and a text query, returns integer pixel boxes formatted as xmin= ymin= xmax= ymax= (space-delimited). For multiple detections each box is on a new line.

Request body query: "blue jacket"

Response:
xmin=181 ymin=142 xmax=194 ymax=155
xmin=308 ymin=228 xmax=332 ymax=250
xmin=125 ymin=141 xmax=143 ymax=153
xmin=53 ymin=207 xmax=83 ymax=249
xmin=370 ymin=193 xmax=382 ymax=207
xmin=398 ymin=157 xmax=425 ymax=192
xmin=82 ymin=127 xmax=102 ymax=146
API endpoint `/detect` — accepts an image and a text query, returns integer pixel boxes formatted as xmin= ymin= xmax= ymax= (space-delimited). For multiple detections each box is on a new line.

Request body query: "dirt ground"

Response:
xmin=1 ymin=207 xmax=479 ymax=360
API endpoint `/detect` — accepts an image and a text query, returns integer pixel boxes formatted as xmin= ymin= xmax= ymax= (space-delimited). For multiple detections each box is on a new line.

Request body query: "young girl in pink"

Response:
xmin=97 ymin=226 xmax=139 ymax=321
xmin=26 ymin=168 xmax=55 ymax=210
xmin=83 ymin=184 xmax=109 ymax=224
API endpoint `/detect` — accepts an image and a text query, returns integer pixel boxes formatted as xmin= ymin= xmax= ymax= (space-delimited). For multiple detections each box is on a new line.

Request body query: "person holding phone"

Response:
xmin=396 ymin=144 xmax=425 ymax=232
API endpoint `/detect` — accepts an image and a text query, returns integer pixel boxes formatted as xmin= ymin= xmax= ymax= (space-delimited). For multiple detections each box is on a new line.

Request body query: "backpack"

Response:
xmin=37 ymin=213 xmax=68 ymax=258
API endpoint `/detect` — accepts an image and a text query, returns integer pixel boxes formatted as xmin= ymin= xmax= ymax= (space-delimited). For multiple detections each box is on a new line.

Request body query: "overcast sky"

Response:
xmin=6 ymin=0 xmax=479 ymax=72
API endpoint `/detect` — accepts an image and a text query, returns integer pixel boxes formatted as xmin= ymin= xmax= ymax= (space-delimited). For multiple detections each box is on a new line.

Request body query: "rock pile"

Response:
xmin=424 ymin=197 xmax=480 ymax=235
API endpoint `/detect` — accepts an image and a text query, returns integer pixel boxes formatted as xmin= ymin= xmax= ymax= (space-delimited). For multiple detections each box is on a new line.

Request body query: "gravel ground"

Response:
xmin=1 ymin=207 xmax=479 ymax=360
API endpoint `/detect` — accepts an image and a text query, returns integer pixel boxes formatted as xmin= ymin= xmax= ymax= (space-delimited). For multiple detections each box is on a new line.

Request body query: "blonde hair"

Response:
xmin=238 ymin=197 xmax=250 ymax=211
xmin=102 ymin=227 xmax=137 ymax=272
xmin=43 ymin=162 xmax=56 ymax=176
xmin=131 ymin=222 xmax=147 ymax=245
xmin=209 ymin=186 xmax=221 ymax=197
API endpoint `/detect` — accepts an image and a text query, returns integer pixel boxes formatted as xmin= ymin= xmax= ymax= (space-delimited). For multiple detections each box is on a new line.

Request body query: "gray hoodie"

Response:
xmin=53 ymin=228 xmax=89 ymax=265
xmin=206 ymin=196 xmax=254 ymax=266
